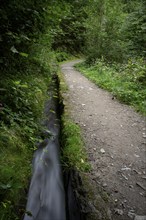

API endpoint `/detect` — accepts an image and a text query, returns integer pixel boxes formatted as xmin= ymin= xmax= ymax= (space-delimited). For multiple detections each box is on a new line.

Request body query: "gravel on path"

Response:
xmin=61 ymin=60 xmax=146 ymax=220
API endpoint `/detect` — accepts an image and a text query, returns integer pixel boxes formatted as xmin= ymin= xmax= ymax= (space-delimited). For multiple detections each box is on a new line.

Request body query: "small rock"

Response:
xmin=133 ymin=169 xmax=142 ymax=175
xmin=134 ymin=215 xmax=146 ymax=220
xmin=100 ymin=148 xmax=105 ymax=154
xmin=134 ymin=154 xmax=140 ymax=158
xmin=114 ymin=208 xmax=124 ymax=215
xmin=103 ymin=183 xmax=107 ymax=187
xmin=121 ymin=166 xmax=131 ymax=171
xmin=128 ymin=210 xmax=135 ymax=219
xmin=82 ymin=103 xmax=86 ymax=106
xmin=141 ymin=176 xmax=146 ymax=180
xmin=93 ymin=148 xmax=96 ymax=151
xmin=140 ymin=192 xmax=144 ymax=196
xmin=136 ymin=182 xmax=146 ymax=191
xmin=122 ymin=202 xmax=126 ymax=208
xmin=129 ymin=185 xmax=134 ymax=188
xmin=121 ymin=174 xmax=128 ymax=180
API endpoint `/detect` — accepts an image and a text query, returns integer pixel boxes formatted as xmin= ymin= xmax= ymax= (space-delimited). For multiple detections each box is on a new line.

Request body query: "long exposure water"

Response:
xmin=23 ymin=81 xmax=66 ymax=220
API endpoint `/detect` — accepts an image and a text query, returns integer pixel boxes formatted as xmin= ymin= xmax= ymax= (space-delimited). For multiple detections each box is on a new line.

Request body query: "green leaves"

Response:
xmin=84 ymin=0 xmax=125 ymax=63
xmin=49 ymin=1 xmax=87 ymax=53
xmin=10 ymin=46 xmax=19 ymax=54
xmin=19 ymin=52 xmax=29 ymax=58
xmin=122 ymin=1 xmax=146 ymax=57
xmin=0 ymin=183 xmax=12 ymax=190
xmin=76 ymin=59 xmax=146 ymax=115
xmin=84 ymin=0 xmax=146 ymax=63
xmin=10 ymin=46 xmax=29 ymax=58
xmin=0 ymin=0 xmax=51 ymax=67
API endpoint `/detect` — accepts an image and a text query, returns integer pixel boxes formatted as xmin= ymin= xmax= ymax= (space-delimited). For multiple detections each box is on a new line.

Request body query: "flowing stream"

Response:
xmin=23 ymin=78 xmax=66 ymax=220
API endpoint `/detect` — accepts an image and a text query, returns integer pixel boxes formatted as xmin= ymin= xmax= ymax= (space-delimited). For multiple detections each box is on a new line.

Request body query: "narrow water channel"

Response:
xmin=23 ymin=138 xmax=66 ymax=220
xmin=23 ymin=77 xmax=83 ymax=220
xmin=23 ymin=78 xmax=66 ymax=220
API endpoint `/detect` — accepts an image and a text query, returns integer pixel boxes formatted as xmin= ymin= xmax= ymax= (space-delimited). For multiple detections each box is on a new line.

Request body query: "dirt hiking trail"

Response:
xmin=61 ymin=60 xmax=146 ymax=220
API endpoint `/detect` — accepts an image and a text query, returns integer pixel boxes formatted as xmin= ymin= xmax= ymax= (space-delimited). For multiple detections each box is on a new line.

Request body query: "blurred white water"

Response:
xmin=23 ymin=138 xmax=66 ymax=220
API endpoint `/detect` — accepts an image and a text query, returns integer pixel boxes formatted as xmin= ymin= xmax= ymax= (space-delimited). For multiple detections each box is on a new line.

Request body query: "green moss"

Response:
xmin=61 ymin=117 xmax=90 ymax=172
xmin=84 ymin=176 xmax=111 ymax=220
xmin=58 ymin=70 xmax=90 ymax=172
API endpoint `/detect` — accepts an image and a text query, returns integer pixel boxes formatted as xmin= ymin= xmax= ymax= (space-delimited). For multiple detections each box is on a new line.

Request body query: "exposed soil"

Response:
xmin=61 ymin=60 xmax=146 ymax=220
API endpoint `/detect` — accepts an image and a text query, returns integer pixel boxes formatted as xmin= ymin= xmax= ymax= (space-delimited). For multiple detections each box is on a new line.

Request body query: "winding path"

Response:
xmin=61 ymin=60 xmax=146 ymax=220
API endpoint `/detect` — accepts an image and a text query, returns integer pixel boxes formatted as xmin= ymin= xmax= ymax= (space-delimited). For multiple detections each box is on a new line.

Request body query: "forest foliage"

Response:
xmin=0 ymin=0 xmax=146 ymax=219
xmin=81 ymin=0 xmax=146 ymax=114
xmin=76 ymin=58 xmax=146 ymax=115
xmin=84 ymin=0 xmax=146 ymax=63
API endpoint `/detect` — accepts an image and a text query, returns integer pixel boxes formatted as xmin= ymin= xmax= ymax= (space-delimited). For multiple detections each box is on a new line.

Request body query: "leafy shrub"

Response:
xmin=55 ymin=51 xmax=70 ymax=62
xmin=76 ymin=58 xmax=146 ymax=115
xmin=0 ymin=38 xmax=54 ymax=219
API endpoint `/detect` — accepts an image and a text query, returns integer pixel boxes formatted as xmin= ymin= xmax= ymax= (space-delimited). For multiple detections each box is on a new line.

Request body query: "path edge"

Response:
xmin=58 ymin=63 xmax=113 ymax=220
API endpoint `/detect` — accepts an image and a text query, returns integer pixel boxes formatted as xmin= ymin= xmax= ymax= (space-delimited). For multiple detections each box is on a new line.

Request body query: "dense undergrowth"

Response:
xmin=0 ymin=0 xmax=55 ymax=218
xmin=75 ymin=58 xmax=146 ymax=115
xmin=0 ymin=36 xmax=59 ymax=219
xmin=0 ymin=39 xmax=79 ymax=220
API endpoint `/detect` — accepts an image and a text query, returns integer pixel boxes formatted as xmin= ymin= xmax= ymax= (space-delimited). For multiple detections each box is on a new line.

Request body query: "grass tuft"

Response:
xmin=61 ymin=117 xmax=90 ymax=172
xmin=58 ymin=69 xmax=90 ymax=172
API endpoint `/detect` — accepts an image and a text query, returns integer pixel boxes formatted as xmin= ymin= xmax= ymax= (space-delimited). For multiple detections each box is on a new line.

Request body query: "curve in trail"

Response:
xmin=61 ymin=60 xmax=146 ymax=220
